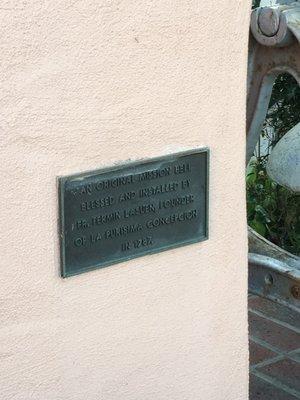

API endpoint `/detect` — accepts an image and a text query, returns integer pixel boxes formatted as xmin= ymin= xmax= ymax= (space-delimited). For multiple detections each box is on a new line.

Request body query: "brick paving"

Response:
xmin=249 ymin=294 xmax=300 ymax=400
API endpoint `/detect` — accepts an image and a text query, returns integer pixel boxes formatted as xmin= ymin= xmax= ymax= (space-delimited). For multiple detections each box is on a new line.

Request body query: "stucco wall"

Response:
xmin=0 ymin=1 xmax=250 ymax=399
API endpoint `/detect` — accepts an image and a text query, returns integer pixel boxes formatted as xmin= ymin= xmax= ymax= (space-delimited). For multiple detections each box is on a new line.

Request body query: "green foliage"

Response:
xmin=252 ymin=0 xmax=260 ymax=9
xmin=247 ymin=73 xmax=300 ymax=256
xmin=266 ymin=74 xmax=300 ymax=146
xmin=247 ymin=160 xmax=300 ymax=256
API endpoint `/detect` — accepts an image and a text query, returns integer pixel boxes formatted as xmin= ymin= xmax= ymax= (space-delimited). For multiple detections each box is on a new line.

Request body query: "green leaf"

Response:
xmin=246 ymin=172 xmax=257 ymax=185
xmin=249 ymin=220 xmax=266 ymax=237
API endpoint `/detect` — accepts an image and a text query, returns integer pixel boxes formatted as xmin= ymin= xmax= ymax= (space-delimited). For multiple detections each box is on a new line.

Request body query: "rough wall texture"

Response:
xmin=0 ymin=1 xmax=251 ymax=399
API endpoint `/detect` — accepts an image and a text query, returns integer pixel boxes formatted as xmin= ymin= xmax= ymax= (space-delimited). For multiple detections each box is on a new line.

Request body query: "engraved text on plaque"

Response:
xmin=58 ymin=149 xmax=209 ymax=277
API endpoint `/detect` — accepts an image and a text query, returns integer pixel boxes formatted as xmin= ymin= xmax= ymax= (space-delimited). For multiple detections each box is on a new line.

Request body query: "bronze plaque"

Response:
xmin=58 ymin=149 xmax=209 ymax=277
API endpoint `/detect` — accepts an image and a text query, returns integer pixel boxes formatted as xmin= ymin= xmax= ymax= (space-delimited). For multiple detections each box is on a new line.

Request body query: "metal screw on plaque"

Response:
xmin=258 ymin=7 xmax=280 ymax=37
xmin=291 ymin=285 xmax=300 ymax=300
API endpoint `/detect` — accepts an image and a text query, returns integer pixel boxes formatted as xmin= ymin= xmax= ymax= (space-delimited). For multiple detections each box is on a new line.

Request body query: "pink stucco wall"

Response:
xmin=0 ymin=1 xmax=250 ymax=399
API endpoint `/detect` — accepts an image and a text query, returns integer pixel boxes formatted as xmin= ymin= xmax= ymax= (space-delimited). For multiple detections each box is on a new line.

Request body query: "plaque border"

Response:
xmin=58 ymin=148 xmax=209 ymax=278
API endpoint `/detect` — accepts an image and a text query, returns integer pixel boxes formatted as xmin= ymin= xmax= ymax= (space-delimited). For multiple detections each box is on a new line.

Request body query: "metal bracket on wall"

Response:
xmin=249 ymin=228 xmax=300 ymax=310
xmin=247 ymin=3 xmax=300 ymax=309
